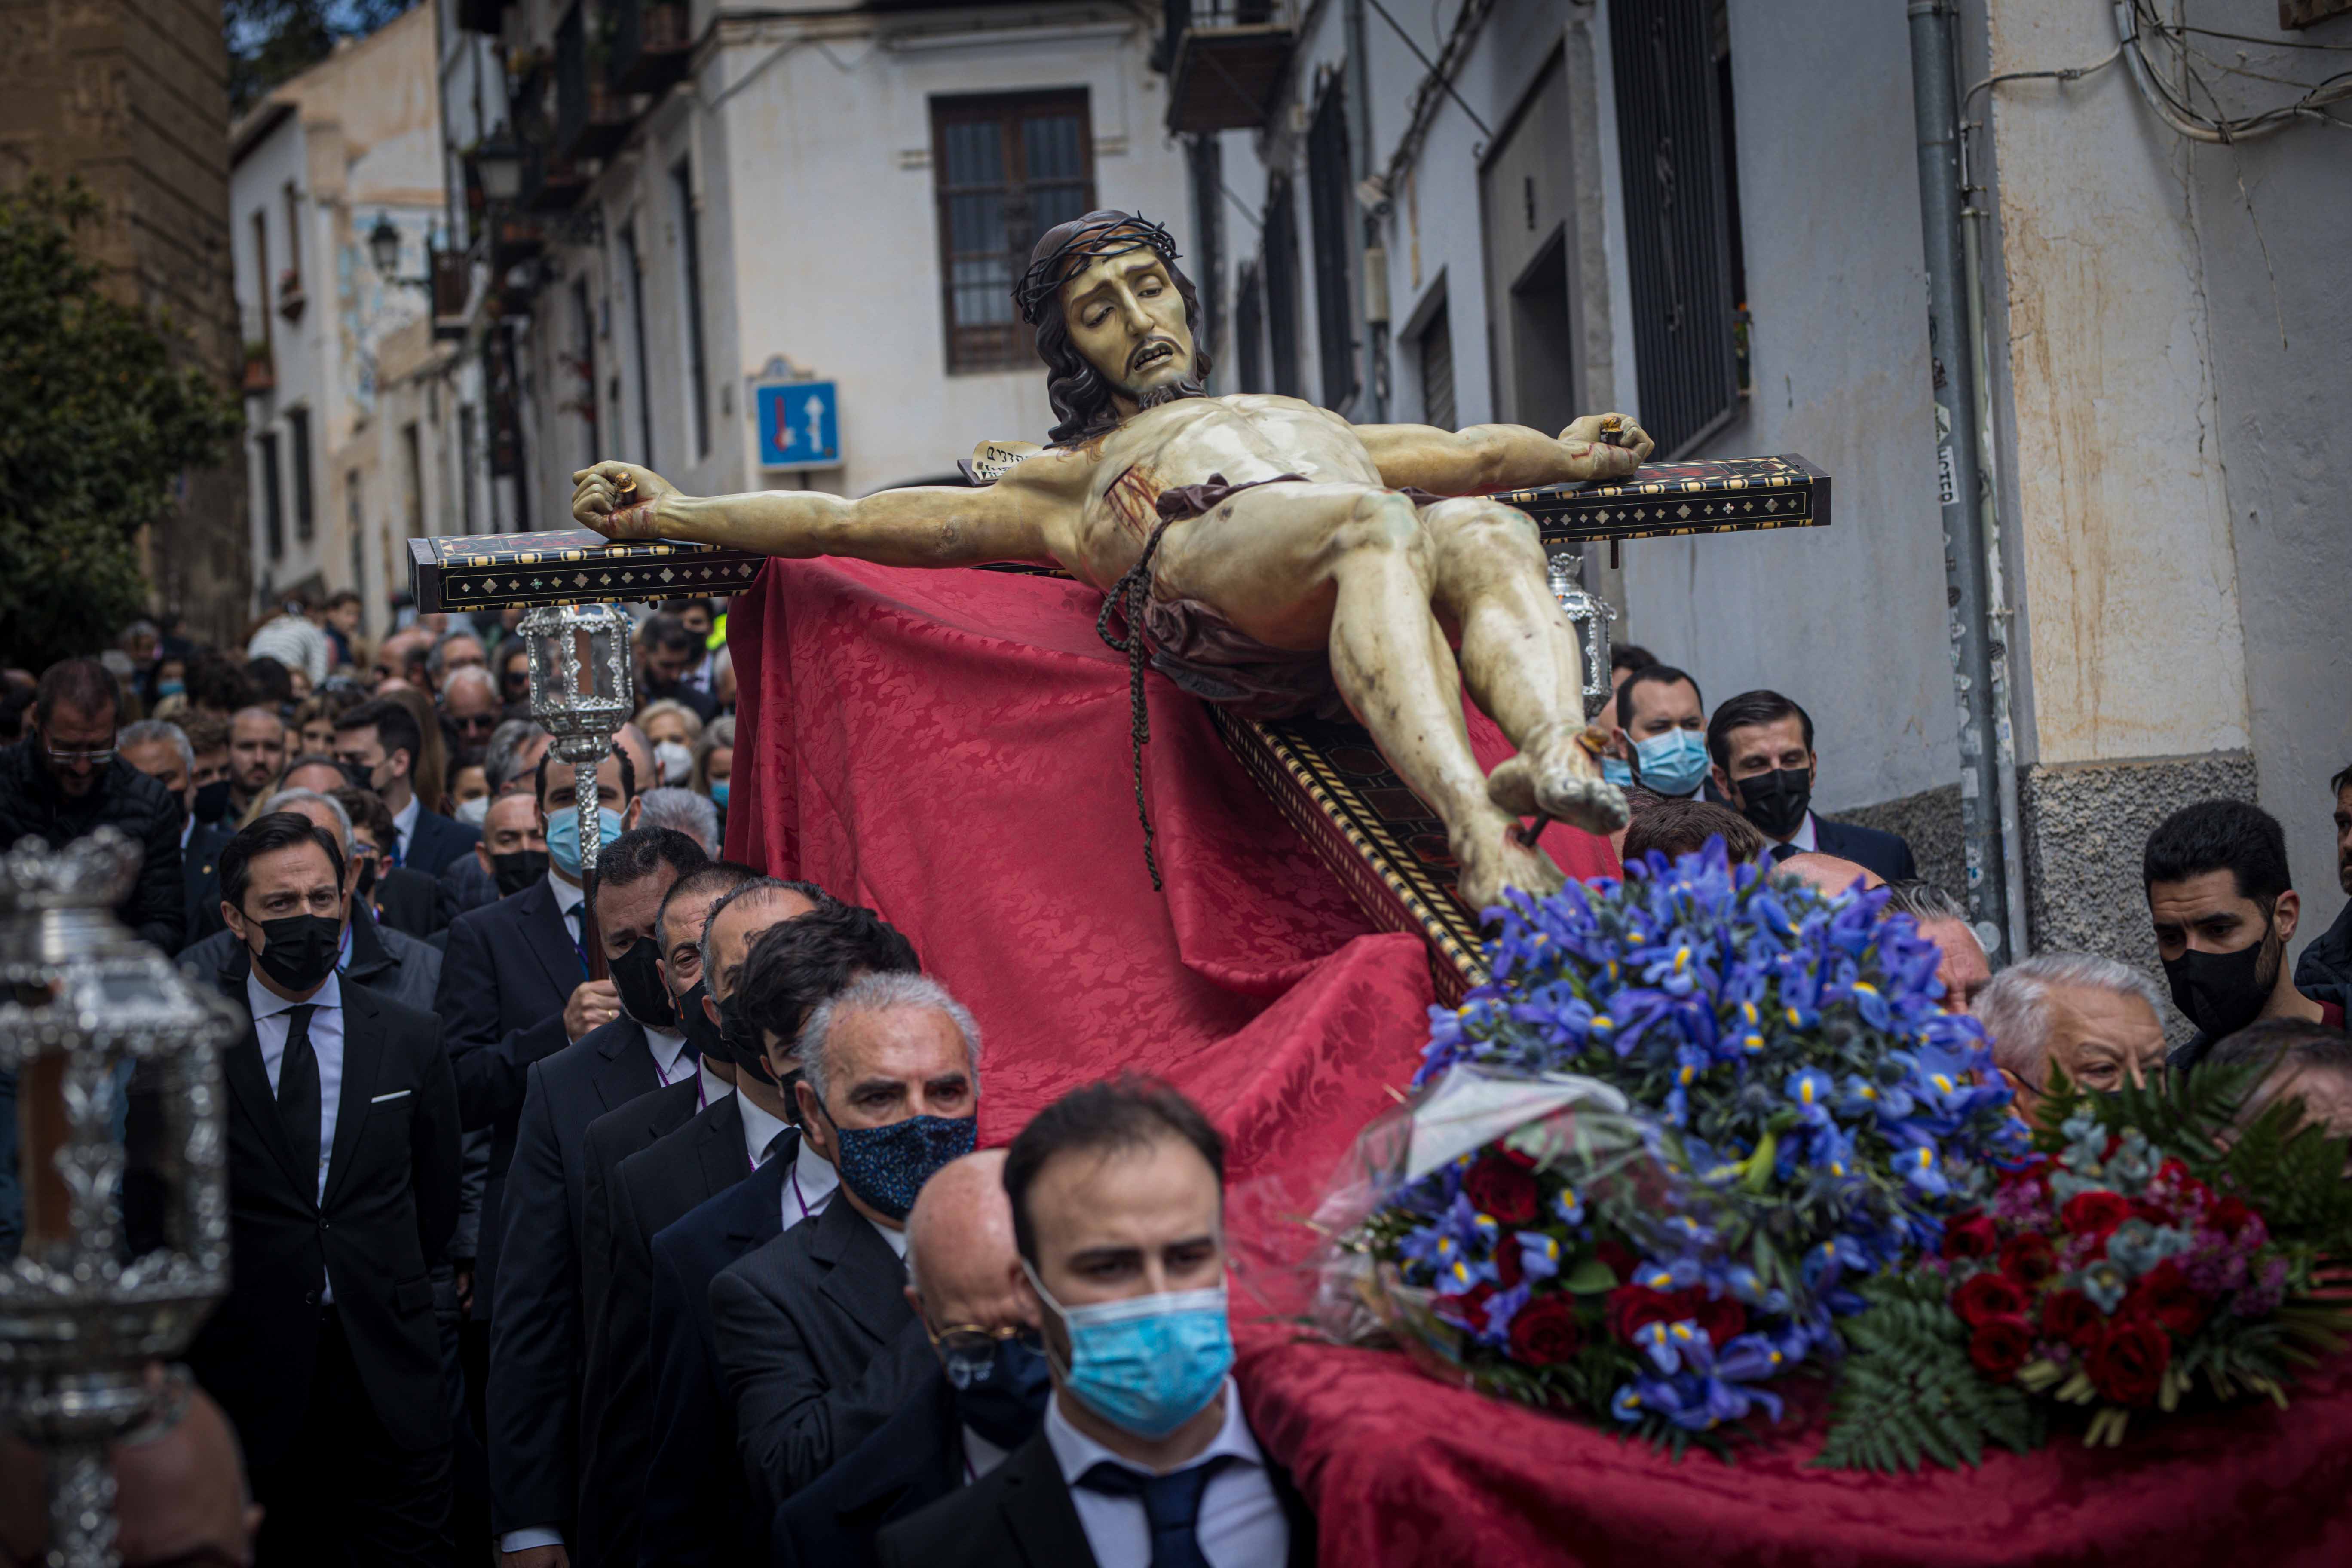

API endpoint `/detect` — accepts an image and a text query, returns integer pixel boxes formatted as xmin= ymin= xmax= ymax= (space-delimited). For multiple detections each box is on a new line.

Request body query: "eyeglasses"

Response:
xmin=43 ymin=741 xmax=115 ymax=767
xmin=448 ymin=712 xmax=500 ymax=738
xmin=928 ymin=1322 xmax=1040 ymax=1384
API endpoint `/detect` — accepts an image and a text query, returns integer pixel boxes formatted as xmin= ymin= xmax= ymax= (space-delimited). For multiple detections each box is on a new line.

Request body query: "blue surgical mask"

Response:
xmin=156 ymin=679 xmax=185 ymax=699
xmin=545 ymin=806 xmax=626 ymax=877
xmin=709 ymin=780 xmax=730 ymax=808
xmin=1630 ymin=728 xmax=1710 ymax=798
xmin=829 ymin=1112 xmax=977 ymax=1221
xmin=1023 ymin=1260 xmax=1234 ymax=1440
xmin=1602 ymin=756 xmax=1636 ymax=789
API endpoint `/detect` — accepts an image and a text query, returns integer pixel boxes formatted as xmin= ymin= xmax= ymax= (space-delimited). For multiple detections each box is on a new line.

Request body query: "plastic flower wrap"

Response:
xmin=1315 ymin=840 xmax=2027 ymax=1452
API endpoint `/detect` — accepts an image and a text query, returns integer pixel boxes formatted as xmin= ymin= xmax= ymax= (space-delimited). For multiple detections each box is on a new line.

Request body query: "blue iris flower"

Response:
xmin=1784 ymin=1068 xmax=1835 ymax=1125
xmin=1518 ymin=1232 xmax=1562 ymax=1281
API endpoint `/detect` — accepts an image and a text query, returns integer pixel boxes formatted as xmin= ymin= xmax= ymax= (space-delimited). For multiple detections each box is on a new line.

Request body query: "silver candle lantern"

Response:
xmin=519 ymin=603 xmax=636 ymax=978
xmin=1547 ymin=549 xmax=1617 ymax=723
xmin=0 ymin=828 xmax=242 ymax=1568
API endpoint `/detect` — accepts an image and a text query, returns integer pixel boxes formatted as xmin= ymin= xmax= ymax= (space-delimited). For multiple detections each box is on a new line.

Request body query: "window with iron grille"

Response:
xmin=1235 ymin=260 xmax=1265 ymax=393
xmin=256 ymin=432 xmax=284 ymax=562
xmin=1608 ymin=0 xmax=1746 ymax=457
xmin=1417 ymin=293 xmax=1456 ymax=430
xmin=287 ymin=407 xmax=314 ymax=544
xmin=1305 ymin=81 xmax=1357 ymax=411
xmin=1262 ymin=174 xmax=1301 ymax=398
xmin=931 ymin=90 xmax=1095 ymax=373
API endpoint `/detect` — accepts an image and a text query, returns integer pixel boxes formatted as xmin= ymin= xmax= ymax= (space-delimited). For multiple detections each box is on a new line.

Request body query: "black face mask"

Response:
xmin=718 ymin=993 xmax=777 ymax=1085
xmin=948 ymin=1335 xmax=1053 ymax=1451
xmin=610 ymin=936 xmax=677 ymax=1030
xmin=678 ymin=978 xmax=723 ymax=1063
xmin=1735 ymin=767 xmax=1813 ymax=842
xmin=354 ymin=857 xmax=379 ymax=897
xmin=251 ymin=913 xmax=340 ymax=992
xmin=192 ymin=778 xmax=233 ymax=825
xmin=2164 ymin=922 xmax=2277 ymax=1040
xmin=491 ymin=848 xmax=548 ymax=898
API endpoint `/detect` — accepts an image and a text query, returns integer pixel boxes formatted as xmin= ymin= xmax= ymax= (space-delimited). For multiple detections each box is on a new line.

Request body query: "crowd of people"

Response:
xmin=0 ymin=603 xmax=2346 ymax=1568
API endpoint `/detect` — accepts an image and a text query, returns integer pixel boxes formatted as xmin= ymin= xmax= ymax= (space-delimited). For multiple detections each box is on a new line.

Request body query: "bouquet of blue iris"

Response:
xmin=1309 ymin=839 xmax=2027 ymax=1454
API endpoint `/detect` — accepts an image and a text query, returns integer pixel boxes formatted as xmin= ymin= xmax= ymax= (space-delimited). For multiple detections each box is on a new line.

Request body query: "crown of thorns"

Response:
xmin=1012 ymin=213 xmax=1182 ymax=326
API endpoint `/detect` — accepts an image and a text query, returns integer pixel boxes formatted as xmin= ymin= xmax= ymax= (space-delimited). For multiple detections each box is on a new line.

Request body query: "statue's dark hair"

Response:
xmin=1028 ymin=211 xmax=1214 ymax=448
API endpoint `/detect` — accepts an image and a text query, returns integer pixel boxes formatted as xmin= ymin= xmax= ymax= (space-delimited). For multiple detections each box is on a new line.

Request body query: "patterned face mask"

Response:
xmin=826 ymin=1112 xmax=977 ymax=1221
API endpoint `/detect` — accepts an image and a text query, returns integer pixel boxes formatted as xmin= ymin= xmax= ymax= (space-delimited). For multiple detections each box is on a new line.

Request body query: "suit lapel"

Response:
xmin=320 ymin=989 xmax=386 ymax=1211
xmin=997 ymin=1434 xmax=1098 ymax=1568
xmin=812 ymin=1196 xmax=909 ymax=1345
xmin=515 ymin=880 xmax=583 ymax=996
xmin=222 ymin=1031 xmax=309 ymax=1197
xmin=591 ymin=1019 xmax=657 ymax=1113
xmin=694 ymin=1094 xmax=746 ymax=1199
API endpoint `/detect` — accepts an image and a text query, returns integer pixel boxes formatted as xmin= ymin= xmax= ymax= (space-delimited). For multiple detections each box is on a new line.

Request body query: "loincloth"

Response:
xmin=1131 ymin=472 xmax=1430 ymax=722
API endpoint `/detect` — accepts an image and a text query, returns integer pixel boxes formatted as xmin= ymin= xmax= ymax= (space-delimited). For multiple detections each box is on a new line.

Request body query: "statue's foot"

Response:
xmin=1452 ymin=812 xmax=1565 ymax=918
xmin=1485 ymin=723 xmax=1630 ymax=836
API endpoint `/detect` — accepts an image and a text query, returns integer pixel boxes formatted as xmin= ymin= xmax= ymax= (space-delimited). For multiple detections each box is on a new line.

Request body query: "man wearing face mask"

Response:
xmin=878 ymin=1078 xmax=1314 ymax=1568
xmin=713 ymin=971 xmax=983 ymax=1517
xmin=119 ymin=718 xmax=235 ymax=954
xmin=1602 ymin=665 xmax=1711 ymax=801
xmin=586 ymin=876 xmax=828 ymax=1565
xmin=334 ymin=698 xmax=481 ymax=876
xmin=778 ymin=1148 xmax=1047 ymax=1568
xmin=643 ymin=903 xmax=921 ymax=1567
xmin=183 ymin=813 xmax=462 ymax=1562
xmin=1705 ymin=689 xmax=1917 ymax=884
xmin=637 ymin=613 xmax=720 ymax=723
xmin=2144 ymin=799 xmax=2342 ymax=1070
xmin=488 ymin=827 xmax=709 ymax=1568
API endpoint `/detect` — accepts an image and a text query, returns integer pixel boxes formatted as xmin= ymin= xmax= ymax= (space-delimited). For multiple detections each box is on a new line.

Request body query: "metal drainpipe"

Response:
xmin=1907 ymin=0 xmax=2009 ymax=961
xmin=1347 ymin=0 xmax=1388 ymax=420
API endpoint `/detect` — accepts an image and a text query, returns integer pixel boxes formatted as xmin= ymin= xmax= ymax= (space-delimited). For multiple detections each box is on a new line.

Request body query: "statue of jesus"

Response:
xmin=572 ymin=210 xmax=1653 ymax=912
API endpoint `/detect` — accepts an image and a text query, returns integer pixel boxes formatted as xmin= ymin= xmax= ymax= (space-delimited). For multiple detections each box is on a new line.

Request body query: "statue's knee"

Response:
xmin=1338 ymin=491 xmax=1428 ymax=558
xmin=1427 ymin=500 xmax=1542 ymax=566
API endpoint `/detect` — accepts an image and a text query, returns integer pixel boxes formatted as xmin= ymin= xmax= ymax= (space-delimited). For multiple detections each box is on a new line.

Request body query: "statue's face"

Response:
xmin=1059 ymin=245 xmax=1194 ymax=403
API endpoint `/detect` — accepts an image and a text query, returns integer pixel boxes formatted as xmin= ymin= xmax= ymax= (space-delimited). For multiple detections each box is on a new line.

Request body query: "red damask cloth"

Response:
xmin=725 ymin=557 xmax=2352 ymax=1568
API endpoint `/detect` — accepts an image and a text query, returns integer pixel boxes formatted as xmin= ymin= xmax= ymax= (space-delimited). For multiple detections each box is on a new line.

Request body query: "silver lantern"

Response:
xmin=1547 ymin=549 xmax=1617 ymax=722
xmin=0 ymin=828 xmax=242 ymax=1568
xmin=520 ymin=603 xmax=636 ymax=977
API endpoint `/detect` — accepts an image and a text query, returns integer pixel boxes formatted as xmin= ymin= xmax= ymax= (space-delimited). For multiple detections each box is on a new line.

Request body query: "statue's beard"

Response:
xmin=1134 ymin=377 xmax=1207 ymax=411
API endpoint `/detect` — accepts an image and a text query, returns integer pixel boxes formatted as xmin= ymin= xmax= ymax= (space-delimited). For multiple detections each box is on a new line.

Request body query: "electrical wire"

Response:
xmin=2112 ymin=0 xmax=2352 ymax=143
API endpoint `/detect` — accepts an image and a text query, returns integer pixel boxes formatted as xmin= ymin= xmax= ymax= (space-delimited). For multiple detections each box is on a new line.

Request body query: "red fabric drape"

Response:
xmin=723 ymin=557 xmax=2352 ymax=1567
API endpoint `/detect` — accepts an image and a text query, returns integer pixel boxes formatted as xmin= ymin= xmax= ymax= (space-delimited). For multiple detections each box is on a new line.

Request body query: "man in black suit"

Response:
xmin=643 ymin=903 xmax=922 ymax=1567
xmin=774 ymin=1148 xmax=1047 ymax=1568
xmin=117 ymin=718 xmax=234 ymax=952
xmin=579 ymin=876 xmax=823 ymax=1564
xmin=1706 ymin=689 xmax=1918 ymax=884
xmin=183 ymin=812 xmax=463 ymax=1565
xmin=714 ymin=971 xmax=985 ymax=1519
xmin=562 ymin=859 xmax=755 ymax=1568
xmin=335 ymin=697 xmax=481 ymax=877
xmin=487 ymin=827 xmax=708 ymax=1566
xmin=325 ymin=781 xmax=448 ymax=941
xmin=437 ymin=746 xmax=642 ymax=1338
xmin=877 ymin=1079 xmax=1315 ymax=1568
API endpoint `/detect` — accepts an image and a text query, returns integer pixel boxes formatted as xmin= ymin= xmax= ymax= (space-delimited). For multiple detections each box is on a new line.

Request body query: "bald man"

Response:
xmin=0 ymin=1373 xmax=260 ymax=1568
xmin=773 ymin=1150 xmax=1046 ymax=1568
xmin=1774 ymin=851 xmax=1885 ymax=900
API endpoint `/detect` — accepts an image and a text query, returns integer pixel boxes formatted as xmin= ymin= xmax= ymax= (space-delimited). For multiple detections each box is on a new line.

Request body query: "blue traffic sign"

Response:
xmin=756 ymin=380 xmax=840 ymax=469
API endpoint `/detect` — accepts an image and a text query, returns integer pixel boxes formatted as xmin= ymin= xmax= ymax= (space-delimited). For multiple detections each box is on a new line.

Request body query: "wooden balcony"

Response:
xmin=609 ymin=0 xmax=692 ymax=96
xmin=557 ymin=3 xmax=639 ymax=161
xmin=1161 ymin=0 xmax=1295 ymax=134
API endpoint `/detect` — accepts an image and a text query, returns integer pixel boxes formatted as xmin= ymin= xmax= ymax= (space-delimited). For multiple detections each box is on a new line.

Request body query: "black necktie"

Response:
xmin=278 ymin=1004 xmax=322 ymax=1194
xmin=567 ymin=904 xmax=590 ymax=976
xmin=1770 ymin=842 xmax=1799 ymax=865
xmin=1077 ymin=1456 xmax=1232 ymax=1568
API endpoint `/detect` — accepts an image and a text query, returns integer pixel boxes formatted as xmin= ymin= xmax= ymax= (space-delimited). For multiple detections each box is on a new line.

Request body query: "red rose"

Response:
xmin=2039 ymin=1289 xmax=2104 ymax=1350
xmin=1508 ymin=1294 xmax=1585 ymax=1366
xmin=1968 ymin=1315 xmax=2034 ymax=1380
xmin=1606 ymin=1285 xmax=1687 ymax=1345
xmin=1594 ymin=1240 xmax=1640 ymax=1284
xmin=1953 ymin=1271 xmax=2029 ymax=1328
xmin=1942 ymin=1212 xmax=2000 ymax=1261
xmin=2211 ymin=1195 xmax=2254 ymax=1236
xmin=2061 ymin=1190 xmax=2134 ymax=1244
xmin=2089 ymin=1318 xmax=2172 ymax=1407
xmin=1463 ymin=1154 xmax=1540 ymax=1225
xmin=2154 ymin=1157 xmax=2190 ymax=1188
xmin=1999 ymin=1233 xmax=2056 ymax=1287
xmin=2123 ymin=1259 xmax=2208 ymax=1337
xmin=1493 ymin=1237 xmax=1525 ymax=1290
xmin=1435 ymin=1282 xmax=1495 ymax=1332
xmin=1692 ymin=1292 xmax=1749 ymax=1348
xmin=1499 ymin=1146 xmax=1539 ymax=1171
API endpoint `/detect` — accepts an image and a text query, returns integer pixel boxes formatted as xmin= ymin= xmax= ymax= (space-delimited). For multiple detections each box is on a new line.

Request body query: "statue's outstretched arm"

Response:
xmin=570 ymin=458 xmax=1071 ymax=568
xmin=1354 ymin=412 xmax=1656 ymax=494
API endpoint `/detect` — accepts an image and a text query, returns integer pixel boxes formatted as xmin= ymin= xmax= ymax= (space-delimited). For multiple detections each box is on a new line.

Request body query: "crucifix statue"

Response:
xmin=572 ymin=210 xmax=1652 ymax=912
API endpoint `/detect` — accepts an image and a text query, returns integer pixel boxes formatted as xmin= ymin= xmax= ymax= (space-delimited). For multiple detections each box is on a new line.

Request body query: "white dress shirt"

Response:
xmin=738 ymin=1090 xmax=794 ymax=1172
xmin=696 ymin=1057 xmax=733 ymax=1115
xmin=1770 ymin=810 xmax=1820 ymax=857
xmin=643 ymin=1025 xmax=689 ymax=1087
xmin=390 ymin=793 xmax=422 ymax=864
xmin=867 ymin=1211 xmax=909 ymax=1259
xmin=783 ymin=1143 xmax=840 ymax=1231
xmin=961 ymin=1424 xmax=1009 ymax=1482
xmin=1043 ymin=1380 xmax=1286 ymax=1568
xmin=246 ymin=970 xmax=345 ymax=1301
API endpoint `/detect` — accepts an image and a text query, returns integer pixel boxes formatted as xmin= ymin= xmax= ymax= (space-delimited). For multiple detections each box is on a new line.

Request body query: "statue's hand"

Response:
xmin=571 ymin=461 xmax=677 ymax=539
xmin=1558 ymin=413 xmax=1656 ymax=476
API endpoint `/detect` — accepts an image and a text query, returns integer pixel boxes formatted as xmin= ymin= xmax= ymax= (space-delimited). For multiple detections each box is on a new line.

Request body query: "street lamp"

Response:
xmin=0 ymin=828 xmax=241 ymax=1568
xmin=368 ymin=211 xmax=404 ymax=280
xmin=475 ymin=125 xmax=526 ymax=205
xmin=520 ymin=604 xmax=635 ymax=978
